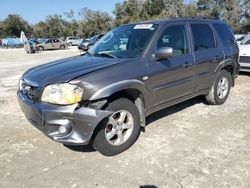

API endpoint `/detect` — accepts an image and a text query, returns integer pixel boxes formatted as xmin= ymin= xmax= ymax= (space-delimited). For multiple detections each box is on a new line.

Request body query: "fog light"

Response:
xmin=58 ymin=126 xmax=67 ymax=134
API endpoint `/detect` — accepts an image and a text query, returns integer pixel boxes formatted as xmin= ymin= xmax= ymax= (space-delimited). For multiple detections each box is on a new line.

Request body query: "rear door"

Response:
xmin=52 ymin=39 xmax=61 ymax=49
xmin=189 ymin=23 xmax=224 ymax=91
xmin=147 ymin=23 xmax=195 ymax=107
xmin=213 ymin=23 xmax=239 ymax=72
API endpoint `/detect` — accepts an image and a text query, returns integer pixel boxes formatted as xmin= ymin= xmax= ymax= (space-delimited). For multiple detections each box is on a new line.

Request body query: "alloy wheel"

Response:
xmin=217 ymin=77 xmax=229 ymax=99
xmin=105 ymin=110 xmax=134 ymax=146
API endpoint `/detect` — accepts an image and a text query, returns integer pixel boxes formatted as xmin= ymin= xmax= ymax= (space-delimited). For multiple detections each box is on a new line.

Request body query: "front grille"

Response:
xmin=20 ymin=80 xmax=40 ymax=102
xmin=239 ymin=56 xmax=250 ymax=64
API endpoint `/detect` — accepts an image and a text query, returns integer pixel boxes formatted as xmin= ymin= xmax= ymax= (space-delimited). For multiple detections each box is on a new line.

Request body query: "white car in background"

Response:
xmin=235 ymin=34 xmax=249 ymax=44
xmin=65 ymin=36 xmax=82 ymax=46
xmin=239 ymin=36 xmax=250 ymax=72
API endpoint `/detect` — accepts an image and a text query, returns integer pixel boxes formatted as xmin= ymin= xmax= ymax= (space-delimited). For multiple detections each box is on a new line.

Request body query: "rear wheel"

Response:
xmin=60 ymin=45 xmax=65 ymax=50
xmin=205 ymin=70 xmax=232 ymax=105
xmin=92 ymin=98 xmax=141 ymax=156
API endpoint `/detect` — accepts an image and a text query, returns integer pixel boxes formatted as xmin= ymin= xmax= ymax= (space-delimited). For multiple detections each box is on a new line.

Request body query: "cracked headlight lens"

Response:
xmin=41 ymin=83 xmax=83 ymax=105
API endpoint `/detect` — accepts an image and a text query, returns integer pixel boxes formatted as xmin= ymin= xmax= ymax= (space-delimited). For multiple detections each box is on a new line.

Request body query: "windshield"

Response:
xmin=89 ymin=24 xmax=158 ymax=58
xmin=91 ymin=36 xmax=97 ymax=40
xmin=241 ymin=37 xmax=250 ymax=45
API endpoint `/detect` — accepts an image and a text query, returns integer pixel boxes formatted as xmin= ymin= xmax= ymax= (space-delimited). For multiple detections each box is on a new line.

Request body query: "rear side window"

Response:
xmin=213 ymin=23 xmax=235 ymax=47
xmin=53 ymin=39 xmax=59 ymax=43
xmin=191 ymin=24 xmax=215 ymax=51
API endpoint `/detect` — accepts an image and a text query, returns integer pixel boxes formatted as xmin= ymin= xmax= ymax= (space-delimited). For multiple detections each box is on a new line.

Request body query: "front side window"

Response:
xmin=156 ymin=24 xmax=189 ymax=56
xmin=213 ymin=23 xmax=235 ymax=47
xmin=191 ymin=24 xmax=215 ymax=51
xmin=89 ymin=24 xmax=158 ymax=58
xmin=46 ymin=39 xmax=52 ymax=44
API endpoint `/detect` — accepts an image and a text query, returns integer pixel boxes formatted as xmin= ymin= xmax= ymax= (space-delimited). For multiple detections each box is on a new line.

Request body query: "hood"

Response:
xmin=239 ymin=45 xmax=250 ymax=56
xmin=22 ymin=55 xmax=127 ymax=87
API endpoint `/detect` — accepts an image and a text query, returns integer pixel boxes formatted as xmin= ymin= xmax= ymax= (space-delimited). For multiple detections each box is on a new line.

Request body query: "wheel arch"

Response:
xmin=38 ymin=45 xmax=44 ymax=50
xmin=215 ymin=59 xmax=237 ymax=75
xmin=89 ymin=80 xmax=150 ymax=126
xmin=215 ymin=59 xmax=238 ymax=86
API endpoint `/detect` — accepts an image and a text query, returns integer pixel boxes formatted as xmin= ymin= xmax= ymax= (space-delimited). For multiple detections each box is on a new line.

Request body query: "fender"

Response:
xmin=89 ymin=79 xmax=151 ymax=109
xmin=215 ymin=58 xmax=238 ymax=75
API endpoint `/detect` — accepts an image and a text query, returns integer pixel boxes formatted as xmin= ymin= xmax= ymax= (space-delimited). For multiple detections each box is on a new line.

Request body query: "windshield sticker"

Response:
xmin=134 ymin=24 xmax=153 ymax=29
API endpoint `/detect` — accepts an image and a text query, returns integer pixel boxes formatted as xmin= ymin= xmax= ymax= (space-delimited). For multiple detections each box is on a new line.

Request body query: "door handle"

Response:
xmin=182 ymin=61 xmax=192 ymax=68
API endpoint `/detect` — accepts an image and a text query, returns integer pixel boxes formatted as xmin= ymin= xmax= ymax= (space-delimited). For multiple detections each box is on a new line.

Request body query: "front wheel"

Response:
xmin=38 ymin=46 xmax=44 ymax=51
xmin=205 ymin=70 xmax=232 ymax=105
xmin=92 ymin=98 xmax=141 ymax=156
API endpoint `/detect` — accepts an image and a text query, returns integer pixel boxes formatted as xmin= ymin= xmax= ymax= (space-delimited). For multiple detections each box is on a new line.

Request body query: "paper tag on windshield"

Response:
xmin=134 ymin=24 xmax=153 ymax=29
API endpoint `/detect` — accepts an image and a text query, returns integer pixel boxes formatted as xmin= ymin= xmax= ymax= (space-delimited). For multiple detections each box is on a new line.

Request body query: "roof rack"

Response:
xmin=190 ymin=16 xmax=219 ymax=20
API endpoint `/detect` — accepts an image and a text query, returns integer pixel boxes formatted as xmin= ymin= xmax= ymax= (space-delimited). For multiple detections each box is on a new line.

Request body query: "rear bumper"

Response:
xmin=17 ymin=91 xmax=112 ymax=145
xmin=239 ymin=56 xmax=250 ymax=72
xmin=239 ymin=63 xmax=250 ymax=72
xmin=78 ymin=44 xmax=88 ymax=51
xmin=78 ymin=46 xmax=87 ymax=50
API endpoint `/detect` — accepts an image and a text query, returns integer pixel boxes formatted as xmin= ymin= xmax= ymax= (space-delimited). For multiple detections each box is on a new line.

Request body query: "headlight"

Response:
xmin=41 ymin=83 xmax=83 ymax=105
xmin=18 ymin=79 xmax=23 ymax=91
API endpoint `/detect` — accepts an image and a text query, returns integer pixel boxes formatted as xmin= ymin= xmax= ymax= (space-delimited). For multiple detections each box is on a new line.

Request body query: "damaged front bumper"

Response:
xmin=17 ymin=91 xmax=112 ymax=145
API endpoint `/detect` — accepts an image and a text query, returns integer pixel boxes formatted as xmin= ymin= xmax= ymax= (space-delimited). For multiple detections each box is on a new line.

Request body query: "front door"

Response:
xmin=44 ymin=39 xmax=53 ymax=50
xmin=147 ymin=23 xmax=195 ymax=107
xmin=52 ymin=39 xmax=61 ymax=49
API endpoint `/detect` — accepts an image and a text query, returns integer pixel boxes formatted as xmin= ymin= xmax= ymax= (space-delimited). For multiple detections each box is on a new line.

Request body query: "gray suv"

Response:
xmin=17 ymin=18 xmax=239 ymax=156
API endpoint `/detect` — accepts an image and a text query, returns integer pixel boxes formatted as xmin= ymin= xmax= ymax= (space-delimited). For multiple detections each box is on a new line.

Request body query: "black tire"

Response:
xmin=60 ymin=45 xmax=65 ymax=50
xmin=38 ymin=46 xmax=44 ymax=51
xmin=92 ymin=98 xmax=141 ymax=156
xmin=205 ymin=70 xmax=232 ymax=105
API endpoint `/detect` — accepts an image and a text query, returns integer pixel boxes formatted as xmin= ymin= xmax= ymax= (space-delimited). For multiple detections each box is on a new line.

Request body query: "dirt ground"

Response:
xmin=0 ymin=47 xmax=250 ymax=188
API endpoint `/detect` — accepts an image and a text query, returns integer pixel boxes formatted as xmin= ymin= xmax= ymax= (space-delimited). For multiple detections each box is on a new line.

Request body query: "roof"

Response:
xmin=122 ymin=17 xmax=225 ymax=26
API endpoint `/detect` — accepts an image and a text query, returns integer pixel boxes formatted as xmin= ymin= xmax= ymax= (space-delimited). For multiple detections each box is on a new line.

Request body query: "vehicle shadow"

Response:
xmin=64 ymin=96 xmax=206 ymax=153
xmin=63 ymin=144 xmax=96 ymax=153
xmin=146 ymin=96 xmax=206 ymax=126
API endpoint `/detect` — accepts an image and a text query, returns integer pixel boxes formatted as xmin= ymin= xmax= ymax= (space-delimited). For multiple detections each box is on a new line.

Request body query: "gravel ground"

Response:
xmin=0 ymin=47 xmax=250 ymax=188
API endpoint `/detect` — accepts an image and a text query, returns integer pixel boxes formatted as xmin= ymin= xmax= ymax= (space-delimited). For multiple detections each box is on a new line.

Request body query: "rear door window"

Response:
xmin=191 ymin=24 xmax=215 ymax=51
xmin=213 ymin=23 xmax=235 ymax=47
xmin=53 ymin=39 xmax=60 ymax=43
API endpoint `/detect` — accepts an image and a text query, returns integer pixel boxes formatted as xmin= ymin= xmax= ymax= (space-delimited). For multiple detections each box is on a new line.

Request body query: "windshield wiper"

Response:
xmin=95 ymin=52 xmax=117 ymax=58
xmin=81 ymin=51 xmax=92 ymax=57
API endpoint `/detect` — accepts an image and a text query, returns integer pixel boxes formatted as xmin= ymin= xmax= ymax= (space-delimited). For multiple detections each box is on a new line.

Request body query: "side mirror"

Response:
xmin=155 ymin=47 xmax=173 ymax=60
